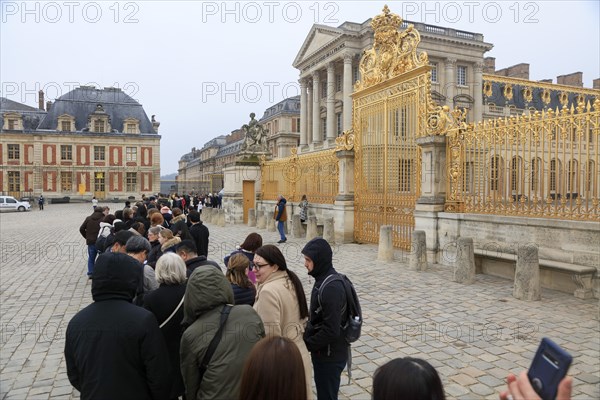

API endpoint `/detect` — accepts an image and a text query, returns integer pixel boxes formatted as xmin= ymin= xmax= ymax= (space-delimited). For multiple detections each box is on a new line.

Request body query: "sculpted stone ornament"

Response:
xmin=241 ymin=113 xmax=269 ymax=154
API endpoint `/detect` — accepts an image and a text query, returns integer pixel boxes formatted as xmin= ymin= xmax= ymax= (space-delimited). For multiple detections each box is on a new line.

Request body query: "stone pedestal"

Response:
xmin=248 ymin=209 xmax=256 ymax=227
xmin=306 ymin=216 xmax=319 ymax=240
xmin=333 ymin=150 xmax=356 ymax=243
xmin=409 ymin=230 xmax=427 ymax=271
xmin=204 ymin=208 xmax=213 ymax=223
xmin=292 ymin=214 xmax=305 ymax=238
xmin=377 ymin=225 xmax=394 ymax=262
xmin=222 ymin=163 xmax=262 ymax=225
xmin=453 ymin=237 xmax=475 ymax=284
xmin=267 ymin=217 xmax=276 ymax=232
xmin=513 ymin=244 xmax=541 ymax=301
xmin=256 ymin=210 xmax=266 ymax=229
xmin=415 ymin=135 xmax=448 ymax=262
xmin=323 ymin=218 xmax=335 ymax=244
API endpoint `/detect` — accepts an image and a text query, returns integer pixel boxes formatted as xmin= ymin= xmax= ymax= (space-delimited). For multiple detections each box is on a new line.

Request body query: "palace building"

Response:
xmin=0 ymin=86 xmax=161 ymax=200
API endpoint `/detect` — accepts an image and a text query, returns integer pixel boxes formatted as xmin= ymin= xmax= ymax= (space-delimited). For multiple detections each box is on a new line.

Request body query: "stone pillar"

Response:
xmin=217 ymin=209 xmax=226 ymax=227
xmin=326 ymin=63 xmax=336 ymax=142
xmin=445 ymin=58 xmax=456 ymax=109
xmin=333 ymin=149 xmax=355 ymax=243
xmin=299 ymin=79 xmax=308 ymax=148
xmin=323 ymin=218 xmax=335 ymax=244
xmin=306 ymin=216 xmax=319 ymax=240
xmin=292 ymin=214 xmax=305 ymax=238
xmin=377 ymin=225 xmax=394 ymax=262
xmin=267 ymin=215 xmax=276 ymax=232
xmin=248 ymin=208 xmax=256 ymax=227
xmin=473 ymin=62 xmax=483 ymax=122
xmin=256 ymin=210 xmax=266 ymax=229
xmin=513 ymin=244 xmax=541 ymax=301
xmin=343 ymin=53 xmax=353 ymax=131
xmin=306 ymin=83 xmax=313 ymax=146
xmin=453 ymin=237 xmax=475 ymax=284
xmin=204 ymin=208 xmax=213 ymax=223
xmin=312 ymin=71 xmax=321 ymax=145
xmin=409 ymin=230 xmax=427 ymax=271
xmin=414 ymin=135 xmax=447 ymax=263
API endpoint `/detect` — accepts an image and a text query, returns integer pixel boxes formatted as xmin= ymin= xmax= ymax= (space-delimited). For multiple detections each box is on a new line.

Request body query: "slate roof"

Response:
xmin=37 ymin=86 xmax=156 ymax=133
xmin=260 ymin=96 xmax=300 ymax=121
xmin=486 ymin=81 xmax=596 ymax=111
xmin=0 ymin=97 xmax=47 ymax=131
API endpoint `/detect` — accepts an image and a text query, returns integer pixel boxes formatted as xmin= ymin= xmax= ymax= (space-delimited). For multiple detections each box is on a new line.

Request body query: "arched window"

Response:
xmin=510 ymin=156 xmax=523 ymax=194
xmin=530 ymin=158 xmax=542 ymax=193
xmin=567 ymin=160 xmax=578 ymax=194
xmin=490 ymin=155 xmax=503 ymax=194
xmin=549 ymin=159 xmax=562 ymax=194
xmin=586 ymin=160 xmax=596 ymax=196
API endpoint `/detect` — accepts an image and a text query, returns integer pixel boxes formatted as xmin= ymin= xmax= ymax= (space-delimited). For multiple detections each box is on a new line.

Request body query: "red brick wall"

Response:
xmin=77 ymin=145 xmax=90 ymax=166
xmin=109 ymin=146 xmax=122 ymax=166
xmin=43 ymin=171 xmax=57 ymax=192
xmin=77 ymin=172 xmax=91 ymax=192
xmin=141 ymin=172 xmax=152 ymax=191
xmin=141 ymin=147 xmax=152 ymax=166
xmin=24 ymin=171 xmax=33 ymax=191
xmin=43 ymin=144 xmax=56 ymax=165
xmin=24 ymin=144 xmax=34 ymax=165
xmin=109 ymin=172 xmax=123 ymax=191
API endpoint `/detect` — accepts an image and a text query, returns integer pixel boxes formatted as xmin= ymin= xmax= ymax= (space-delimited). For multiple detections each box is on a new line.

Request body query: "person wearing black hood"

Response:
xmin=302 ymin=237 xmax=347 ymax=400
xmin=64 ymin=252 xmax=171 ymax=400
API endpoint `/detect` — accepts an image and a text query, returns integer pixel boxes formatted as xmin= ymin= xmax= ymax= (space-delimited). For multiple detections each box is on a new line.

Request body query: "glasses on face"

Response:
xmin=254 ymin=262 xmax=271 ymax=270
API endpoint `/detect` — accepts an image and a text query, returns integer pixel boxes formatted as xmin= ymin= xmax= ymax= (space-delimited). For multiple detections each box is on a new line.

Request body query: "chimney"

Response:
xmin=46 ymin=101 xmax=52 ymax=111
xmin=151 ymin=115 xmax=160 ymax=133
xmin=38 ymin=90 xmax=45 ymax=110
xmin=495 ymin=63 xmax=529 ymax=79
xmin=557 ymin=72 xmax=583 ymax=87
xmin=483 ymin=57 xmax=496 ymax=74
xmin=538 ymin=79 xmax=553 ymax=84
xmin=593 ymin=78 xmax=600 ymax=90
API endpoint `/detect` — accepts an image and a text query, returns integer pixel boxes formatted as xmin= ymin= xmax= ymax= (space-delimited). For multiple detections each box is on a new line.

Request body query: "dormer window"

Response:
xmin=123 ymin=118 xmax=140 ymax=134
xmin=87 ymin=104 xmax=111 ymax=133
xmin=94 ymin=119 xmax=105 ymax=133
xmin=57 ymin=114 xmax=75 ymax=132
xmin=3 ymin=112 xmax=23 ymax=131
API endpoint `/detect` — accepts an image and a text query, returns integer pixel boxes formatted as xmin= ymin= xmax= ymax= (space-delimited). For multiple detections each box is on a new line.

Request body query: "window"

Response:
xmin=457 ymin=65 xmax=467 ymax=86
xmin=8 ymin=171 xmax=20 ymax=191
xmin=7 ymin=144 xmax=20 ymax=160
xmin=335 ymin=74 xmax=342 ymax=92
xmin=586 ymin=161 xmax=595 ymax=194
xmin=7 ymin=119 xmax=16 ymax=130
xmin=61 ymin=172 xmax=72 ymax=192
xmin=530 ymin=159 xmax=541 ymax=192
xmin=393 ymin=107 xmax=408 ymax=139
xmin=292 ymin=117 xmax=300 ymax=133
xmin=463 ymin=162 xmax=473 ymax=193
xmin=94 ymin=146 xmax=105 ymax=161
xmin=321 ymin=118 xmax=326 ymax=140
xmin=61 ymin=145 xmax=72 ymax=161
xmin=61 ymin=121 xmax=71 ymax=131
xmin=321 ymin=81 xmax=327 ymax=98
xmin=126 ymin=172 xmax=137 ymax=192
xmin=550 ymin=159 xmax=558 ymax=192
xmin=353 ymin=66 xmax=359 ymax=83
xmin=126 ymin=123 xmax=137 ymax=133
xmin=430 ymin=63 xmax=438 ymax=83
xmin=399 ymin=159 xmax=412 ymax=192
xmin=126 ymin=147 xmax=137 ymax=162
xmin=336 ymin=113 xmax=342 ymax=136
xmin=490 ymin=156 xmax=501 ymax=191
xmin=567 ymin=160 xmax=578 ymax=193
xmin=510 ymin=157 xmax=522 ymax=193
xmin=94 ymin=119 xmax=105 ymax=133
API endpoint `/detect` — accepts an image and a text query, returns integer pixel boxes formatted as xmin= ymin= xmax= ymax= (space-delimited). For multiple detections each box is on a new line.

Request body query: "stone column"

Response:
xmin=414 ymin=135 xmax=447 ymax=262
xmin=256 ymin=210 xmax=266 ymax=229
xmin=299 ymin=78 xmax=308 ymax=148
xmin=453 ymin=237 xmax=475 ymax=284
xmin=306 ymin=216 xmax=319 ymax=240
xmin=323 ymin=218 xmax=335 ymax=244
xmin=473 ymin=62 xmax=483 ymax=122
xmin=326 ymin=62 xmax=336 ymax=142
xmin=333 ymin=150 xmax=355 ymax=243
xmin=217 ymin=209 xmax=226 ymax=227
xmin=267 ymin=216 xmax=276 ymax=232
xmin=409 ymin=230 xmax=427 ymax=271
xmin=248 ymin=208 xmax=256 ymax=227
xmin=513 ymin=244 xmax=541 ymax=301
xmin=377 ymin=225 xmax=394 ymax=262
xmin=445 ymin=58 xmax=456 ymax=109
xmin=312 ymin=71 xmax=322 ymax=145
xmin=306 ymin=83 xmax=313 ymax=146
xmin=343 ymin=53 xmax=354 ymax=131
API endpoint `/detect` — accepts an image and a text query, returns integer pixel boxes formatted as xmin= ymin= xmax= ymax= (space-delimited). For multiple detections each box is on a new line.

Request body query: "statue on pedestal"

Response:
xmin=240 ymin=113 xmax=269 ymax=154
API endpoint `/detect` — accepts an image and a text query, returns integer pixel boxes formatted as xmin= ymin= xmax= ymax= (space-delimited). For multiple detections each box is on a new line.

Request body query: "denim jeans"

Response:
xmin=277 ymin=220 xmax=286 ymax=241
xmin=87 ymin=244 xmax=97 ymax=276
xmin=312 ymin=359 xmax=346 ymax=400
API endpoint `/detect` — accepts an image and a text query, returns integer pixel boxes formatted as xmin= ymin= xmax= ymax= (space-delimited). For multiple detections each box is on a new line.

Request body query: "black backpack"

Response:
xmin=317 ymin=273 xmax=362 ymax=343
xmin=96 ymin=226 xmax=114 ymax=253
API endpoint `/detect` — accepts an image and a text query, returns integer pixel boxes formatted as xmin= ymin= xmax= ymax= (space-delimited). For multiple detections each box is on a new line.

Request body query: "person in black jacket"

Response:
xmin=176 ymin=240 xmax=221 ymax=277
xmin=64 ymin=252 xmax=170 ymax=400
xmin=79 ymin=207 xmax=105 ymax=278
xmin=143 ymin=253 xmax=187 ymax=400
xmin=302 ymin=237 xmax=347 ymax=400
xmin=188 ymin=210 xmax=209 ymax=257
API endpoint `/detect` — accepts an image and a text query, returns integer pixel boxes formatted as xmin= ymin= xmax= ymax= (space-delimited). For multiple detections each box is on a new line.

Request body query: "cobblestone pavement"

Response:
xmin=1 ymin=203 xmax=598 ymax=399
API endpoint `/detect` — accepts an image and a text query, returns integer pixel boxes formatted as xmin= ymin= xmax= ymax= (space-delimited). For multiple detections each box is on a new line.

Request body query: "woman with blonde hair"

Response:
xmin=253 ymin=244 xmax=312 ymax=399
xmin=158 ymin=228 xmax=181 ymax=255
xmin=226 ymin=253 xmax=256 ymax=306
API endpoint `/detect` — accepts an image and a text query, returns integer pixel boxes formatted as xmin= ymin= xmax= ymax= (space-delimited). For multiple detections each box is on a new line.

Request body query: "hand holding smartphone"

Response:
xmin=527 ymin=338 xmax=573 ymax=400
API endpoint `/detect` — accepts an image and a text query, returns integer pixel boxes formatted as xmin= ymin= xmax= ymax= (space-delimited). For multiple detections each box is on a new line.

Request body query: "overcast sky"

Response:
xmin=2 ymin=1 xmax=599 ymax=175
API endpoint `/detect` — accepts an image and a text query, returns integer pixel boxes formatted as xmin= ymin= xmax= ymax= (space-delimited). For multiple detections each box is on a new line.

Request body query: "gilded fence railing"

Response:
xmin=260 ymin=148 xmax=339 ymax=204
xmin=445 ymin=99 xmax=600 ymax=220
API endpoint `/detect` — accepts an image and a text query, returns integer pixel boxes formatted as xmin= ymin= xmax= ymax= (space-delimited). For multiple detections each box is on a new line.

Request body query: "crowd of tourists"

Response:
xmin=72 ymin=196 xmax=573 ymax=400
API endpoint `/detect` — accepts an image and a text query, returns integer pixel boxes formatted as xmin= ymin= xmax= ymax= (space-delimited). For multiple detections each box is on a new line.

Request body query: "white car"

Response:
xmin=0 ymin=196 xmax=31 ymax=212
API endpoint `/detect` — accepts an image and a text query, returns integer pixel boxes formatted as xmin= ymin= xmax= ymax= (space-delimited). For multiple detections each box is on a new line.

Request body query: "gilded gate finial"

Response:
xmin=355 ymin=5 xmax=428 ymax=91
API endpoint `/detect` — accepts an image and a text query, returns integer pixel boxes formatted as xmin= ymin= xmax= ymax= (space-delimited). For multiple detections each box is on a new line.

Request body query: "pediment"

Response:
xmin=293 ymin=25 xmax=342 ymax=68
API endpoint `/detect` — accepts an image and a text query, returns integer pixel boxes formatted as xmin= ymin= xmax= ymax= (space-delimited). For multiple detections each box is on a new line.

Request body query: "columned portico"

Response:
xmin=473 ymin=62 xmax=483 ymax=121
xmin=343 ymin=53 xmax=354 ymax=132
xmin=445 ymin=58 xmax=456 ymax=109
xmin=326 ymin=63 xmax=336 ymax=142
xmin=299 ymin=79 xmax=308 ymax=147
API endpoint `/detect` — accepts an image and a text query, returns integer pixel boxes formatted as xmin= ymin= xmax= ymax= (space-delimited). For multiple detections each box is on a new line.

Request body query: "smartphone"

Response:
xmin=528 ymin=338 xmax=573 ymax=400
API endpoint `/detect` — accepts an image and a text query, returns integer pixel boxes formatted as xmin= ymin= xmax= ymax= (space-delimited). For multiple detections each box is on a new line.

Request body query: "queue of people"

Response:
xmin=73 ymin=199 xmax=574 ymax=400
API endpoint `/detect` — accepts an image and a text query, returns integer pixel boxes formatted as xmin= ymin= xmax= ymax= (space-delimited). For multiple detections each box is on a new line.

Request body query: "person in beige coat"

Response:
xmin=253 ymin=244 xmax=313 ymax=399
